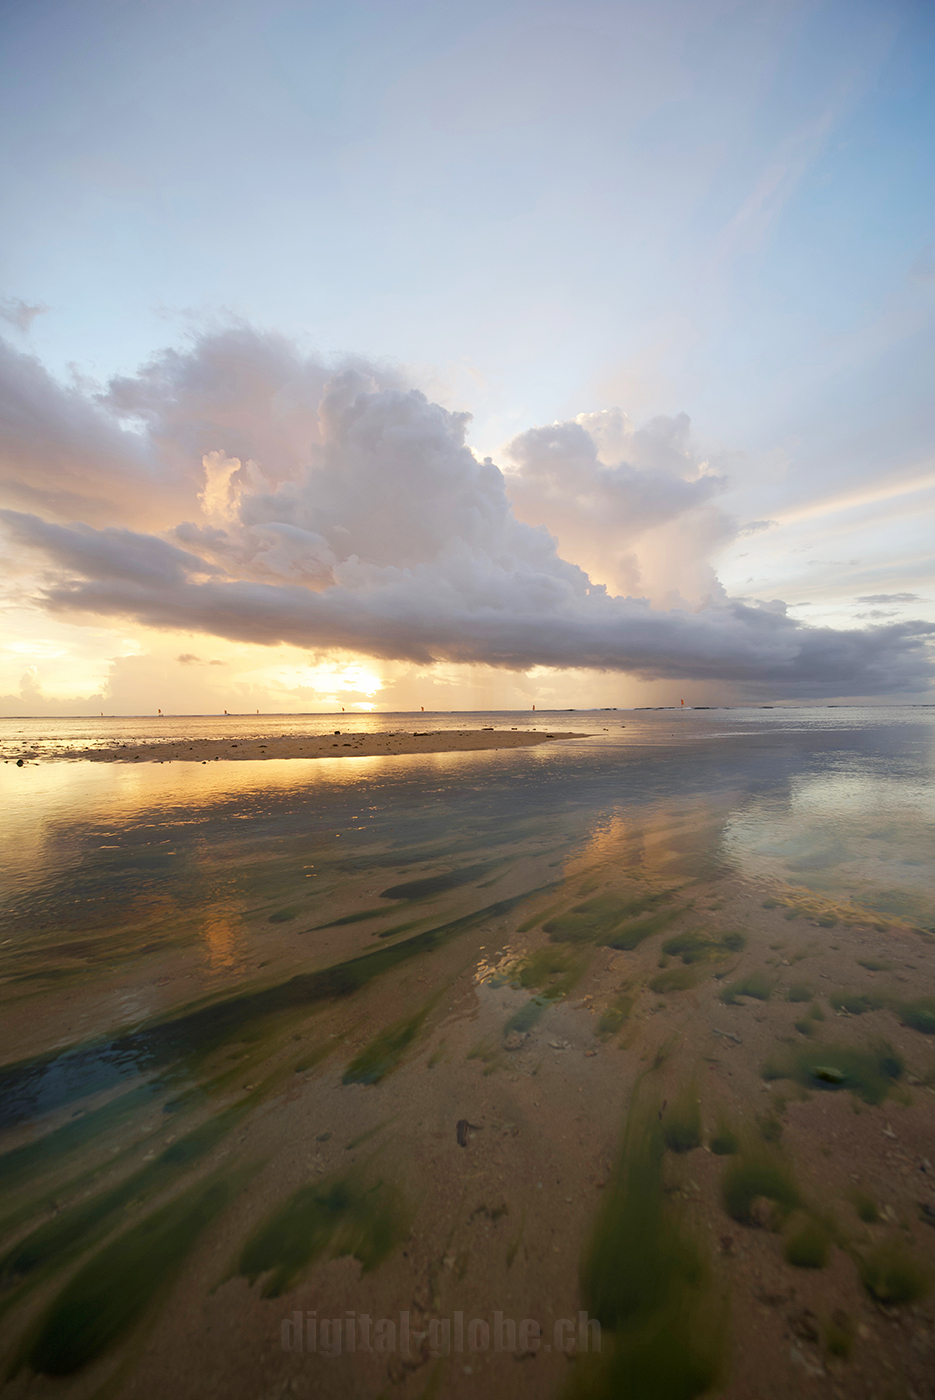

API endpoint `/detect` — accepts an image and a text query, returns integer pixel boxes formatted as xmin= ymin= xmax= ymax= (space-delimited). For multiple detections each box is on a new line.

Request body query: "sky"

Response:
xmin=1 ymin=0 xmax=933 ymax=714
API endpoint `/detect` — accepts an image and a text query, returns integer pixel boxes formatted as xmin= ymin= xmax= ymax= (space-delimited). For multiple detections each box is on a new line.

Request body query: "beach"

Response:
xmin=1 ymin=709 xmax=934 ymax=1400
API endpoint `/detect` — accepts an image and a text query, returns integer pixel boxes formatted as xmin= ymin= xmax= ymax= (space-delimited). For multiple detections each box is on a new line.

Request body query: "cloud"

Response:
xmin=0 ymin=337 xmax=157 ymax=525
xmin=856 ymin=592 xmax=923 ymax=605
xmin=1 ymin=328 xmax=933 ymax=699
xmin=0 ymin=298 xmax=48 ymax=333
xmin=504 ymin=408 xmax=732 ymax=607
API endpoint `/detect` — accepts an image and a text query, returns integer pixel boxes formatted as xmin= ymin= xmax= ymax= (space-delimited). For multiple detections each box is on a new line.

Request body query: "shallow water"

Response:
xmin=1 ymin=709 xmax=934 ymax=1399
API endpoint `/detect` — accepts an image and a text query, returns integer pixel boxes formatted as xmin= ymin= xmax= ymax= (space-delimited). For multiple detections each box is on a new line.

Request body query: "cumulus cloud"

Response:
xmin=504 ymin=407 xmax=732 ymax=607
xmin=1 ymin=328 xmax=933 ymax=698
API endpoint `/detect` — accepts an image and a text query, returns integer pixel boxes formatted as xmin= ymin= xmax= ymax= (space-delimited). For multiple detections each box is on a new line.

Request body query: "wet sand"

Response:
xmin=2 ymin=721 xmax=934 ymax=1400
xmin=7 ymin=728 xmax=590 ymax=764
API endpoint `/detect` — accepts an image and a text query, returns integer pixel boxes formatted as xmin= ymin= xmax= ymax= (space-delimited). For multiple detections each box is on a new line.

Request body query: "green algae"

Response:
xmin=783 ymin=1212 xmax=829 ymax=1268
xmin=597 ymin=992 xmax=634 ymax=1037
xmin=342 ymin=1005 xmax=431 ymax=1085
xmin=898 ymin=997 xmax=935 ymax=1034
xmin=761 ymin=1041 xmax=901 ymax=1103
xmin=661 ymin=931 xmax=745 ymax=964
xmin=857 ymin=958 xmax=892 ymax=972
xmin=786 ymin=984 xmax=812 ymax=1003
xmin=824 ymin=1310 xmax=854 ymax=1357
xmin=0 ymin=1100 xmax=248 ymax=1296
xmin=709 ymin=1123 xmax=738 ymax=1156
xmin=1 ymin=887 xmax=552 ymax=1132
xmin=650 ymin=967 xmax=699 ymax=994
xmin=317 ymin=905 xmax=395 ymax=927
xmin=0 ymin=1079 xmax=165 ymax=1195
xmin=237 ymin=1170 xmax=409 ymax=1297
xmin=379 ymin=862 xmax=496 ymax=901
xmin=570 ymin=1091 xmax=726 ymax=1400
xmin=851 ymin=1190 xmax=879 ymax=1224
xmin=375 ymin=919 xmax=425 ymax=939
xmin=606 ymin=906 xmax=686 ymax=951
xmin=761 ymin=1041 xmax=904 ymax=1105
xmin=858 ymin=1240 xmax=930 ymax=1304
xmin=720 ymin=972 xmax=772 ymax=1005
xmin=829 ymin=990 xmax=885 ymax=1015
xmin=16 ymin=1174 xmax=235 ymax=1377
xmin=514 ymin=945 xmax=589 ymax=998
xmin=662 ymin=1086 xmax=701 ymax=1153
xmin=720 ymin=1155 xmax=799 ymax=1226
xmin=544 ymin=890 xmax=674 ymax=946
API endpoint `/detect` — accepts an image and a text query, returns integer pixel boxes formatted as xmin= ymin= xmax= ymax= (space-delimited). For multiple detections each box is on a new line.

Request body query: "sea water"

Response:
xmin=1 ymin=708 xmax=933 ymax=1398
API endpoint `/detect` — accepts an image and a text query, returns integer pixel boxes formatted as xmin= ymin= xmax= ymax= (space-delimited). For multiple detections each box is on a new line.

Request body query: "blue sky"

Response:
xmin=1 ymin=0 xmax=933 ymax=711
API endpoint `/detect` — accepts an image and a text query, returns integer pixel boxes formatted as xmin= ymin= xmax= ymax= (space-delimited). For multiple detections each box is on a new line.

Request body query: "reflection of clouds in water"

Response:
xmin=723 ymin=767 xmax=935 ymax=918
xmin=201 ymin=914 xmax=242 ymax=972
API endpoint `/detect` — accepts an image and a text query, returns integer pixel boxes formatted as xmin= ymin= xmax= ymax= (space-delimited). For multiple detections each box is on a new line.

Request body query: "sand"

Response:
xmin=22 ymin=728 xmax=590 ymax=764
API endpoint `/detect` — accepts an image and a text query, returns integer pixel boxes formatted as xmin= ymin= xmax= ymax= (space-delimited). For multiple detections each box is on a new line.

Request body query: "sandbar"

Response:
xmin=18 ymin=728 xmax=591 ymax=763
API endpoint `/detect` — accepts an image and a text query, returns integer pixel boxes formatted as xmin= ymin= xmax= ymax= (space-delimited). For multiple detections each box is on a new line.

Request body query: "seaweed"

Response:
xmin=858 ymin=1240 xmax=930 ymax=1305
xmin=0 ymin=1101 xmax=247 ymax=1293
xmin=720 ymin=972 xmax=772 ymax=1005
xmin=783 ymin=1213 xmax=829 ymax=1268
xmin=15 ymin=1174 xmax=234 ymax=1377
xmin=897 ymin=997 xmax=935 ymax=1034
xmin=824 ymin=1310 xmax=854 ymax=1358
xmin=379 ymin=862 xmax=495 ymax=901
xmin=1 ymin=887 xmax=551 ymax=1132
xmin=342 ymin=1005 xmax=431 ymax=1085
xmin=514 ymin=945 xmax=589 ymax=999
xmin=709 ymin=1126 xmax=738 ymax=1156
xmin=761 ymin=1042 xmax=903 ymax=1105
xmin=605 ymin=907 xmax=685 ymax=951
xmin=661 ymin=931 xmax=745 ymax=965
xmin=650 ymin=968 xmax=699 ymax=995
xmin=597 ymin=992 xmax=634 ymax=1037
xmin=829 ymin=991 xmax=884 ymax=1016
xmin=720 ymin=1155 xmax=799 ymax=1226
xmin=237 ymin=1170 xmax=409 ymax=1298
xmin=851 ymin=1191 xmax=879 ymax=1224
xmin=662 ymin=1087 xmax=701 ymax=1153
xmin=571 ymin=1091 xmax=726 ymax=1400
xmin=543 ymin=891 xmax=666 ymax=945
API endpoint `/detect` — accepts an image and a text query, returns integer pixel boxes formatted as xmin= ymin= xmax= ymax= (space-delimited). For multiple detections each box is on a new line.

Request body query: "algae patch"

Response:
xmin=343 ymin=1005 xmax=431 ymax=1085
xmin=662 ymin=1086 xmax=702 ymax=1153
xmin=543 ymin=890 xmax=680 ymax=949
xmin=15 ymin=1174 xmax=235 ymax=1377
xmin=762 ymin=1041 xmax=904 ymax=1105
xmin=720 ymin=972 xmax=772 ymax=1005
xmin=568 ymin=1090 xmax=726 ymax=1400
xmin=783 ymin=1212 xmax=830 ymax=1269
xmin=237 ymin=1170 xmax=409 ymax=1297
xmin=720 ymin=1155 xmax=799 ymax=1227
xmin=898 ymin=997 xmax=935 ymax=1034
xmin=661 ymin=931 xmax=745 ymax=964
xmin=858 ymin=1240 xmax=930 ymax=1305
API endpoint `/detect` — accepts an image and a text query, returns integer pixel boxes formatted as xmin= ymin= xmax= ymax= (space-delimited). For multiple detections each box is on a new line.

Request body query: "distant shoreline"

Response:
xmin=8 ymin=729 xmax=591 ymax=764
